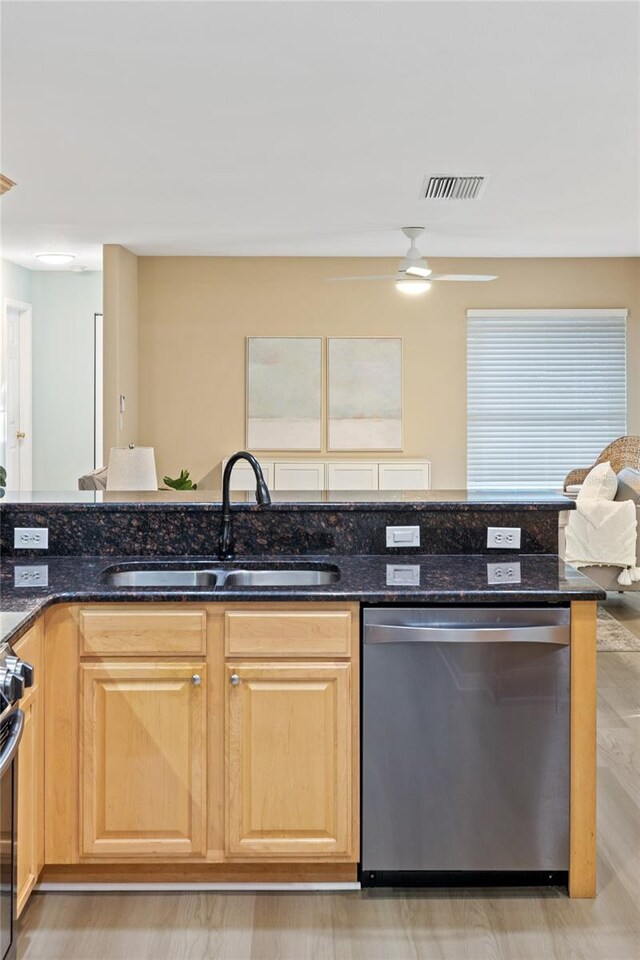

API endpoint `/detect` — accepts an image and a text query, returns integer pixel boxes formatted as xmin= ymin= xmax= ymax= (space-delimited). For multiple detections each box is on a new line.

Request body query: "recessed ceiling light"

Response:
xmin=35 ymin=253 xmax=76 ymax=265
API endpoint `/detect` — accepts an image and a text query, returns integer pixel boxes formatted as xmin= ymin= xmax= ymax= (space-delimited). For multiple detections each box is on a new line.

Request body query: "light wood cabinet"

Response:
xmin=80 ymin=661 xmax=207 ymax=857
xmin=44 ymin=600 xmax=358 ymax=872
xmin=226 ymin=661 xmax=353 ymax=858
xmin=14 ymin=622 xmax=44 ymax=916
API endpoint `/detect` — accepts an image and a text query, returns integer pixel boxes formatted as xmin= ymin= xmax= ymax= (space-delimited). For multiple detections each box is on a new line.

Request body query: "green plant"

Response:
xmin=163 ymin=468 xmax=198 ymax=491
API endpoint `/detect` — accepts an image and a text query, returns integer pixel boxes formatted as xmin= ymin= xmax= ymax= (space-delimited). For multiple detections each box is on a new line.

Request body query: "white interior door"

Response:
xmin=2 ymin=300 xmax=32 ymax=490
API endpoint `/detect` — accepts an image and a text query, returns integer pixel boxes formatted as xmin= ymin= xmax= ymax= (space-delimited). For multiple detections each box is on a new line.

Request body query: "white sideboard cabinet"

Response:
xmin=222 ymin=458 xmax=431 ymax=492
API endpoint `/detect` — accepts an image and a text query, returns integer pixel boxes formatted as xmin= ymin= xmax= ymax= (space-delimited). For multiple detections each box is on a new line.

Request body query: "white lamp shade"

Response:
xmin=107 ymin=446 xmax=157 ymax=491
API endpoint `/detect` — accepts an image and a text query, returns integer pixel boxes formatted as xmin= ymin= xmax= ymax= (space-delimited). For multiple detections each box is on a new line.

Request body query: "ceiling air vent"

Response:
xmin=421 ymin=175 xmax=486 ymax=200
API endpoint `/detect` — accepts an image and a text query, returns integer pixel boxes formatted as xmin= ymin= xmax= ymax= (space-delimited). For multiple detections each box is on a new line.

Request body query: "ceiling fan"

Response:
xmin=326 ymin=227 xmax=497 ymax=294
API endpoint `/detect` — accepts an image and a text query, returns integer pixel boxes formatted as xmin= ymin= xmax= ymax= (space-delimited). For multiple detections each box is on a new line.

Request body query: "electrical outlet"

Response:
xmin=13 ymin=527 xmax=49 ymax=550
xmin=487 ymin=562 xmax=522 ymax=585
xmin=386 ymin=564 xmax=421 ymax=586
xmin=487 ymin=526 xmax=521 ymax=550
xmin=14 ymin=565 xmax=49 ymax=587
xmin=386 ymin=526 xmax=420 ymax=548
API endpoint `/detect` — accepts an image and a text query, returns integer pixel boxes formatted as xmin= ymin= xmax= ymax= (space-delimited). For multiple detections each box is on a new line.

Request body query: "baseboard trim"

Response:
xmin=39 ymin=862 xmax=358 ymax=884
xmin=36 ymin=881 xmax=361 ymax=892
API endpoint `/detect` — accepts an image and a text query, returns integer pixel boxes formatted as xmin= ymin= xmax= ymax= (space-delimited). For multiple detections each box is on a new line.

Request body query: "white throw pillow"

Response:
xmin=577 ymin=461 xmax=618 ymax=502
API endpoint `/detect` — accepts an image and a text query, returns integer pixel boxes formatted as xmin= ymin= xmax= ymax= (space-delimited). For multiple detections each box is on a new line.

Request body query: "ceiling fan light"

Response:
xmin=396 ymin=279 xmax=431 ymax=295
xmin=405 ymin=264 xmax=432 ymax=278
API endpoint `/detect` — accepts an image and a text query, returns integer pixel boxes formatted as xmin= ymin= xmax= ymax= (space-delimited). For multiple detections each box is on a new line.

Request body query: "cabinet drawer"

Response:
xmin=223 ymin=459 xmax=274 ymax=491
xmin=378 ymin=461 xmax=431 ymax=491
xmin=274 ymin=462 xmax=325 ymax=491
xmin=327 ymin=462 xmax=378 ymax=491
xmin=80 ymin=606 xmax=207 ymax=657
xmin=224 ymin=608 xmax=354 ymax=658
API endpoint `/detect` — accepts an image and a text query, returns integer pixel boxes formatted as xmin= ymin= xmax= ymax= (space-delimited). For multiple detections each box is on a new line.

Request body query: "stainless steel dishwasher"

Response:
xmin=362 ymin=606 xmax=570 ymax=887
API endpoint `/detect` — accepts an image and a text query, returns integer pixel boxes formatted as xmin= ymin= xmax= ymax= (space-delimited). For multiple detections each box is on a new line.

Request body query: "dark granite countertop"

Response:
xmin=1 ymin=489 xmax=576 ymax=512
xmin=0 ymin=553 xmax=604 ymax=647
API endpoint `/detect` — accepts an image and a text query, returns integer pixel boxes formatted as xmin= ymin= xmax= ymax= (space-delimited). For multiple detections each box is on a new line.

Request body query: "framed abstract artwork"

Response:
xmin=328 ymin=337 xmax=402 ymax=451
xmin=246 ymin=337 xmax=323 ymax=450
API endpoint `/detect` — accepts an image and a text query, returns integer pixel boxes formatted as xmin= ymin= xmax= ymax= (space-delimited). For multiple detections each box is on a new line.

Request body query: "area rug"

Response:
xmin=597 ymin=606 xmax=640 ymax=652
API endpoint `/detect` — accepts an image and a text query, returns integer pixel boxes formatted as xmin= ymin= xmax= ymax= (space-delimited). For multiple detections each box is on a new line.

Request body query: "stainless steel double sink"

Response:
xmin=103 ymin=562 xmax=339 ymax=589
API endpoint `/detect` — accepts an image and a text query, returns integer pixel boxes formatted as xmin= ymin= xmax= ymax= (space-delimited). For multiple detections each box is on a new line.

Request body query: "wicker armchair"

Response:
xmin=563 ymin=436 xmax=640 ymax=490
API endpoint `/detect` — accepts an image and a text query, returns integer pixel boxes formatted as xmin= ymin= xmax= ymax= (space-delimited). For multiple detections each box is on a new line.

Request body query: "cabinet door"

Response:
xmin=327 ymin=462 xmax=378 ymax=491
xmin=223 ymin=460 xmax=274 ymax=491
xmin=226 ymin=661 xmax=353 ymax=858
xmin=274 ymin=462 xmax=325 ymax=491
xmin=378 ymin=461 xmax=431 ymax=491
xmin=81 ymin=661 xmax=207 ymax=858
xmin=15 ymin=622 xmax=44 ymax=916
xmin=16 ymin=695 xmax=40 ymax=915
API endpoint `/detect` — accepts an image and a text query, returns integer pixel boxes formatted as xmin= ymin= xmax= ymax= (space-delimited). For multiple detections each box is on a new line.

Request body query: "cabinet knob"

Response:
xmin=191 ymin=674 xmax=202 ymax=686
xmin=230 ymin=673 xmax=240 ymax=686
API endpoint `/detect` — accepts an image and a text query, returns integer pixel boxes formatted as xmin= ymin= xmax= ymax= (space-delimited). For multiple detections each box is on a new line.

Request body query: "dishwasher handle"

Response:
xmin=364 ymin=622 xmax=569 ymax=646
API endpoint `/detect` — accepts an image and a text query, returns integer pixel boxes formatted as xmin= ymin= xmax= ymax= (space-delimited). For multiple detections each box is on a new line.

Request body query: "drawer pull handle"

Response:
xmin=191 ymin=674 xmax=202 ymax=686
xmin=230 ymin=673 xmax=241 ymax=686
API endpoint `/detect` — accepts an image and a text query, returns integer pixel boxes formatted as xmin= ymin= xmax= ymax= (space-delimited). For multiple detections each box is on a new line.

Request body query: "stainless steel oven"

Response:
xmin=1 ymin=641 xmax=33 ymax=960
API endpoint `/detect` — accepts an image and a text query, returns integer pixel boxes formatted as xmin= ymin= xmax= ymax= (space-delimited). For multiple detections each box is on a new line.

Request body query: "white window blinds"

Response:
xmin=467 ymin=310 xmax=628 ymax=491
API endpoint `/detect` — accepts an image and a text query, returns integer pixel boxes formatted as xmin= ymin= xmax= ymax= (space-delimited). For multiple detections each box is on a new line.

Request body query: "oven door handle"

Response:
xmin=0 ymin=706 xmax=25 ymax=777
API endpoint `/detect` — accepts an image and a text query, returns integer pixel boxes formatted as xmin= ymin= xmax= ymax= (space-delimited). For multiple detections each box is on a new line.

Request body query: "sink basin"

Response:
xmin=102 ymin=563 xmax=339 ymax=589
xmin=105 ymin=569 xmax=219 ymax=588
xmin=222 ymin=569 xmax=338 ymax=587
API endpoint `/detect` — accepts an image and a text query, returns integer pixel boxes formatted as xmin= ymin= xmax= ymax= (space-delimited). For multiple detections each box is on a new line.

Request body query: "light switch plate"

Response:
xmin=14 ymin=565 xmax=49 ymax=587
xmin=13 ymin=527 xmax=49 ymax=550
xmin=487 ymin=526 xmax=521 ymax=549
xmin=487 ymin=562 xmax=521 ymax=585
xmin=386 ymin=564 xmax=421 ymax=586
xmin=386 ymin=525 xmax=420 ymax=548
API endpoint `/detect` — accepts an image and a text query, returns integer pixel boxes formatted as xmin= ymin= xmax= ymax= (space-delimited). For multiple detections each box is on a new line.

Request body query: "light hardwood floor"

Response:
xmin=18 ymin=598 xmax=640 ymax=960
xmin=602 ymin=590 xmax=640 ymax=641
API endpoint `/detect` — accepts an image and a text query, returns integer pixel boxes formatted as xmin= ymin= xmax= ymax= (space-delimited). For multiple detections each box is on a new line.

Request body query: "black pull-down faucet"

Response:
xmin=218 ymin=451 xmax=271 ymax=560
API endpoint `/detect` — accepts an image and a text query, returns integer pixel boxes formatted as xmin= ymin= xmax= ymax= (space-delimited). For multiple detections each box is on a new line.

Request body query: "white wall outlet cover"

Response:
xmin=13 ymin=527 xmax=49 ymax=549
xmin=386 ymin=525 xmax=420 ymax=548
xmin=386 ymin=564 xmax=421 ymax=586
xmin=487 ymin=562 xmax=522 ymax=585
xmin=14 ymin=565 xmax=49 ymax=587
xmin=487 ymin=527 xmax=521 ymax=549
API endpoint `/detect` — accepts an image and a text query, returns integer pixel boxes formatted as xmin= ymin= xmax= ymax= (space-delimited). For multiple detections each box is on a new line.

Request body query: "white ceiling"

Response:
xmin=1 ymin=1 xmax=639 ymax=271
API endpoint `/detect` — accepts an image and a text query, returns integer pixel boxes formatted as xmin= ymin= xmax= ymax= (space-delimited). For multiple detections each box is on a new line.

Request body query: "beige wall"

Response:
xmin=103 ymin=244 xmax=139 ymax=460
xmin=136 ymin=256 xmax=640 ymax=488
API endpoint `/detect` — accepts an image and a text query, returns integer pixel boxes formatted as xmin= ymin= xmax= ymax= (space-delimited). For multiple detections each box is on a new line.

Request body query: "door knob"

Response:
xmin=16 ymin=431 xmax=26 ymax=439
xmin=230 ymin=673 xmax=240 ymax=686
xmin=191 ymin=674 xmax=202 ymax=686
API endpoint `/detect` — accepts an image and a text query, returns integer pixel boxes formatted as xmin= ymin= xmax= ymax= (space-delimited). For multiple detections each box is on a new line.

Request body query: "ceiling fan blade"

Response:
xmin=324 ymin=275 xmax=398 ymax=282
xmin=429 ymin=274 xmax=498 ymax=282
